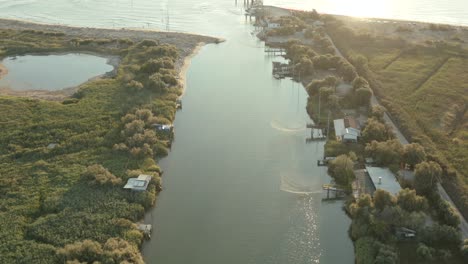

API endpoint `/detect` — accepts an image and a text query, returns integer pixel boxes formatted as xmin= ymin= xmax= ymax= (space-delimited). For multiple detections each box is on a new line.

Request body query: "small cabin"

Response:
xmin=153 ymin=124 xmax=173 ymax=132
xmin=313 ymin=21 xmax=325 ymax=27
xmin=137 ymin=224 xmax=153 ymax=239
xmin=334 ymin=118 xmax=361 ymax=143
xmin=395 ymin=227 xmax=416 ymax=239
xmin=268 ymin=22 xmax=281 ymax=29
xmin=124 ymin=174 xmax=152 ymax=191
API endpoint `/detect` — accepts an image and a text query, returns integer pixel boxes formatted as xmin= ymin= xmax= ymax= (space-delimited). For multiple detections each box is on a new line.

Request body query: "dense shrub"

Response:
xmin=82 ymin=164 xmax=122 ymax=186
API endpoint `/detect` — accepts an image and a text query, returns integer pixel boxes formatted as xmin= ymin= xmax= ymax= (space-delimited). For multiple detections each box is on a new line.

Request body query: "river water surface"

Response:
xmin=1 ymin=0 xmax=467 ymax=263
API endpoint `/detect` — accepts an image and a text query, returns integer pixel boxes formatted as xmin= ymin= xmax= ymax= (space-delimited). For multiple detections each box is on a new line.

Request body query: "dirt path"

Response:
xmin=438 ymin=184 xmax=468 ymax=240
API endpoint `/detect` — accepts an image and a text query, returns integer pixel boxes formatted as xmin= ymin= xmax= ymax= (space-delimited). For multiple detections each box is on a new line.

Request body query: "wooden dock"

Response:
xmin=322 ymin=184 xmax=346 ymax=199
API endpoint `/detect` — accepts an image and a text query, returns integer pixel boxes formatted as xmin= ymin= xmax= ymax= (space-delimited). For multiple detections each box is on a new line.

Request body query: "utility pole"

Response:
xmin=318 ymin=89 xmax=321 ymax=125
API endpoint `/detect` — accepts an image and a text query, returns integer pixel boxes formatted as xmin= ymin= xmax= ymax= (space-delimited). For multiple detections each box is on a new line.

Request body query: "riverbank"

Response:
xmin=178 ymin=42 xmax=205 ymax=99
xmin=0 ymin=52 xmax=120 ymax=101
xmin=257 ymin=6 xmax=467 ymax=263
xmin=0 ymin=63 xmax=7 ymax=78
xmin=0 ymin=20 xmax=219 ymax=263
xmin=0 ymin=18 xmax=219 ymax=57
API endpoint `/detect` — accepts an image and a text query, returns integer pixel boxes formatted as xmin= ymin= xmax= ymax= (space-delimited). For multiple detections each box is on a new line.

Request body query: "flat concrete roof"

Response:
xmin=365 ymin=166 xmax=401 ymax=196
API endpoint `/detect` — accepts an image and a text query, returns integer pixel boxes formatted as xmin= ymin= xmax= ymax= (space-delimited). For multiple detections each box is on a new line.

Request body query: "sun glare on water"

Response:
xmin=326 ymin=0 xmax=390 ymax=18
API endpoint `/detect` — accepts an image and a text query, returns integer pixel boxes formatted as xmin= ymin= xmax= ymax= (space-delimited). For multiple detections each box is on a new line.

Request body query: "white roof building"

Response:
xmin=365 ymin=166 xmax=402 ymax=196
xmin=124 ymin=174 xmax=152 ymax=191
xmin=334 ymin=119 xmax=361 ymax=142
xmin=334 ymin=119 xmax=346 ymax=138
xmin=268 ymin=22 xmax=281 ymax=29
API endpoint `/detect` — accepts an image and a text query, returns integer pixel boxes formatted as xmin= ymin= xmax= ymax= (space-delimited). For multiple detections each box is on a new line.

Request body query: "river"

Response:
xmin=1 ymin=0 xmax=467 ymax=263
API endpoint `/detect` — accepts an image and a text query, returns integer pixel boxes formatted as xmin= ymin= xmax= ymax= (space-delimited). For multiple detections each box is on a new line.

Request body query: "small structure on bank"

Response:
xmin=333 ymin=118 xmax=361 ymax=143
xmin=153 ymin=124 xmax=173 ymax=133
xmin=322 ymin=184 xmax=346 ymax=199
xmin=272 ymin=61 xmax=294 ymax=78
xmin=365 ymin=166 xmax=402 ymax=196
xmin=267 ymin=22 xmax=281 ymax=29
xmin=176 ymin=99 xmax=182 ymax=110
xmin=395 ymin=227 xmax=416 ymax=239
xmin=137 ymin=224 xmax=153 ymax=239
xmin=124 ymin=174 xmax=152 ymax=191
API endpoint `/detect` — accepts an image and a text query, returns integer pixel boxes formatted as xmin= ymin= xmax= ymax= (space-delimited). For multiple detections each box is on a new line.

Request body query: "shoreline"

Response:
xmin=178 ymin=42 xmax=205 ymax=99
xmin=0 ymin=63 xmax=7 ymax=79
xmin=0 ymin=18 xmax=220 ymax=55
xmin=0 ymin=18 xmax=222 ymax=101
xmin=0 ymin=52 xmax=120 ymax=101
xmin=263 ymin=5 xmax=468 ymax=28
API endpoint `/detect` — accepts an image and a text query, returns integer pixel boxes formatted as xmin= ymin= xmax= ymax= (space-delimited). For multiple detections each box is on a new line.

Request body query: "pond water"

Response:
xmin=0 ymin=53 xmax=114 ymax=91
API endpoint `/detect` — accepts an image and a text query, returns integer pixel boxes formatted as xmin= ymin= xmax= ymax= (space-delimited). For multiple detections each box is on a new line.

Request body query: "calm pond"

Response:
xmin=0 ymin=53 xmax=113 ymax=91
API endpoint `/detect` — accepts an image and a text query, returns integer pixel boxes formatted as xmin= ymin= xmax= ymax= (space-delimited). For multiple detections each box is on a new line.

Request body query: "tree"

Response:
xmin=57 ymin=238 xmax=144 ymax=264
xmin=57 ymin=240 xmax=103 ymax=263
xmin=362 ymin=118 xmax=394 ymax=143
xmin=352 ymin=76 xmax=369 ymax=90
xmin=416 ymin=243 xmax=435 ymax=261
xmin=125 ymin=80 xmax=144 ymax=91
xmin=403 ymin=143 xmax=426 ymax=169
xmin=296 ymin=56 xmax=314 ymax=76
xmin=82 ymin=164 xmax=122 ymax=186
xmin=324 ymin=75 xmax=338 ymax=88
xmin=350 ymin=54 xmax=369 ymax=74
xmin=339 ymin=62 xmax=357 ymax=82
xmin=420 ymin=224 xmax=461 ymax=248
xmin=304 ymin=27 xmax=315 ymax=39
xmin=328 ymin=154 xmax=355 ymax=186
xmin=365 ymin=139 xmax=403 ymax=166
xmin=354 ymin=87 xmax=372 ymax=107
xmin=102 ymin=238 xmax=144 ymax=264
xmin=369 ymin=105 xmax=385 ymax=123
xmin=374 ymin=244 xmax=398 ymax=264
xmin=462 ymin=239 xmax=468 ymax=262
xmin=148 ymin=73 xmax=166 ymax=92
xmin=436 ymin=199 xmax=461 ymax=227
xmin=414 ymin=161 xmax=441 ymax=195
xmin=396 ymin=188 xmax=428 ymax=212
xmin=319 ymin=86 xmax=334 ymax=104
xmin=327 ymin=94 xmax=340 ymax=110
xmin=373 ymin=189 xmax=395 ymax=211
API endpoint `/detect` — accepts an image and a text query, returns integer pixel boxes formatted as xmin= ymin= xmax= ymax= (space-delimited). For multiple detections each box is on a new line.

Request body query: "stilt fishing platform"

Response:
xmin=322 ymin=184 xmax=346 ymax=199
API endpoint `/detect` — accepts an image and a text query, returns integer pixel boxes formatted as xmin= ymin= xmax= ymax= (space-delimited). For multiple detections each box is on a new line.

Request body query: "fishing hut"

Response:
xmin=272 ymin=61 xmax=293 ymax=79
xmin=137 ymin=224 xmax=153 ymax=239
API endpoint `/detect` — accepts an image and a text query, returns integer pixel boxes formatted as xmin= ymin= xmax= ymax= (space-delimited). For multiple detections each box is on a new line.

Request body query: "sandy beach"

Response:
xmin=178 ymin=42 xmax=205 ymax=99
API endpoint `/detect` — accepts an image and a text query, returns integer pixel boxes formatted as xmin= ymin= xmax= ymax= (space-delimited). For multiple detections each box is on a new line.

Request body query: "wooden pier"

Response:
xmin=322 ymin=184 xmax=346 ymax=199
xmin=272 ymin=61 xmax=293 ymax=80
xmin=265 ymin=48 xmax=286 ymax=56
xmin=176 ymin=99 xmax=182 ymax=110
xmin=317 ymin=157 xmax=336 ymax=166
